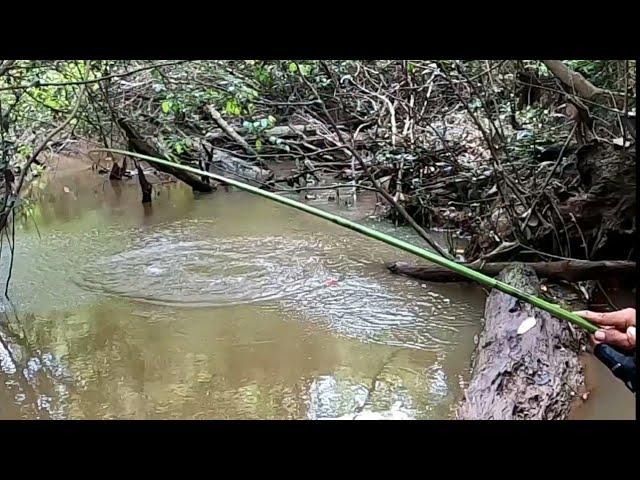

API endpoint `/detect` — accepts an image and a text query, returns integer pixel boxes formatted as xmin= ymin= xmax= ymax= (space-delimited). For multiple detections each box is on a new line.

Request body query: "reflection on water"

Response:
xmin=1 ymin=157 xmax=631 ymax=419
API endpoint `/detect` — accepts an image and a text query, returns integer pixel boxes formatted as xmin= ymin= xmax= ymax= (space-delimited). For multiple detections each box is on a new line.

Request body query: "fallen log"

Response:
xmin=205 ymin=123 xmax=372 ymax=149
xmin=208 ymin=149 xmax=273 ymax=186
xmin=116 ymin=117 xmax=214 ymax=193
xmin=205 ymin=124 xmax=319 ymax=143
xmin=457 ymin=264 xmax=587 ymax=419
xmin=387 ymin=259 xmax=636 ymax=283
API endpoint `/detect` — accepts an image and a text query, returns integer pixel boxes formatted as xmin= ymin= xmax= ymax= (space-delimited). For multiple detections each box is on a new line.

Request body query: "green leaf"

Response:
xmin=17 ymin=144 xmax=33 ymax=158
xmin=256 ymin=68 xmax=271 ymax=85
xmin=161 ymin=101 xmax=171 ymax=113
xmin=224 ymin=99 xmax=241 ymax=116
xmin=175 ymin=142 xmax=185 ymax=154
xmin=299 ymin=64 xmax=312 ymax=76
xmin=260 ymin=118 xmax=268 ymax=129
xmin=44 ymin=98 xmax=60 ymax=109
xmin=288 ymin=62 xmax=298 ymax=73
xmin=267 ymin=115 xmax=276 ymax=126
xmin=255 ymin=139 xmax=263 ymax=151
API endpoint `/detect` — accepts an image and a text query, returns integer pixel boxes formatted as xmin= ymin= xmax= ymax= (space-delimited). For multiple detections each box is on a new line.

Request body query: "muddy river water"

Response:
xmin=0 ymin=158 xmax=634 ymax=419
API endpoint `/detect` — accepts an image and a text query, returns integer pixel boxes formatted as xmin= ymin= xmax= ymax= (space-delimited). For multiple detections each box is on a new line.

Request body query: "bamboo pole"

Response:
xmin=94 ymin=148 xmax=599 ymax=334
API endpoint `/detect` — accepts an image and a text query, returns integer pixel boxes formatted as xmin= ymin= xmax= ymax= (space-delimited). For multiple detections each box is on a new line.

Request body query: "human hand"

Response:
xmin=574 ymin=308 xmax=636 ymax=350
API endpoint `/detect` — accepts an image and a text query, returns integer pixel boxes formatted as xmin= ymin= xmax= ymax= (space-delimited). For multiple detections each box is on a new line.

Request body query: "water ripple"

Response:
xmin=74 ymin=220 xmax=483 ymax=350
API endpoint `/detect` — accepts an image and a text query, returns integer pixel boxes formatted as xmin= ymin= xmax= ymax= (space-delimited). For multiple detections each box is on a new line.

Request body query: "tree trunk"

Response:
xmin=116 ymin=117 xmax=215 ymax=193
xmin=457 ymin=264 xmax=587 ymax=419
xmin=387 ymin=259 xmax=636 ymax=283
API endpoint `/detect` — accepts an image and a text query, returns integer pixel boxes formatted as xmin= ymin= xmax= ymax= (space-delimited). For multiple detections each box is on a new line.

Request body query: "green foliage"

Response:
xmin=1 ymin=59 xmax=635 ymax=217
xmin=17 ymin=144 xmax=33 ymax=159
xmin=254 ymin=65 xmax=273 ymax=86
xmin=566 ymin=60 xmax=601 ymax=77
xmin=287 ymin=62 xmax=313 ymax=76
xmin=224 ymin=98 xmax=242 ymax=116
xmin=242 ymin=115 xmax=276 ymax=135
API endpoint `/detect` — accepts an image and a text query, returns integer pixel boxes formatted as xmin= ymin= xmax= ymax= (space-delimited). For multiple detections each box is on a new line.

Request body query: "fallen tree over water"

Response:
xmin=457 ymin=264 xmax=587 ymax=420
xmin=387 ymin=259 xmax=636 ymax=283
xmin=116 ymin=117 xmax=215 ymax=193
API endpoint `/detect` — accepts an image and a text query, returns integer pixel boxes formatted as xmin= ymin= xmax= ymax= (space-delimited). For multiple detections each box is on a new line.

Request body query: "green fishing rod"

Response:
xmin=98 ymin=148 xmax=598 ymax=334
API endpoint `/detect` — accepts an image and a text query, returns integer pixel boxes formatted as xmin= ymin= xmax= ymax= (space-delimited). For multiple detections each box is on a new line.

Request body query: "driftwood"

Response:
xmin=205 ymin=124 xmax=319 ymax=143
xmin=207 ymin=106 xmax=257 ymax=156
xmin=457 ymin=264 xmax=586 ymax=419
xmin=116 ymin=117 xmax=214 ymax=193
xmin=387 ymin=259 xmax=636 ymax=283
xmin=204 ymin=123 xmax=374 ymax=150
xmin=208 ymin=149 xmax=273 ymax=186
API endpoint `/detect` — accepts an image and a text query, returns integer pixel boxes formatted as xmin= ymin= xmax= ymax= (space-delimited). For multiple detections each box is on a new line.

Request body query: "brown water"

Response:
xmin=0 ymin=158 xmax=634 ymax=419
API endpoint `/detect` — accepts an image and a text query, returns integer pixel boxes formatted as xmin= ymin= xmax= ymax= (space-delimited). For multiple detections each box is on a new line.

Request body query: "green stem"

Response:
xmin=94 ymin=148 xmax=598 ymax=334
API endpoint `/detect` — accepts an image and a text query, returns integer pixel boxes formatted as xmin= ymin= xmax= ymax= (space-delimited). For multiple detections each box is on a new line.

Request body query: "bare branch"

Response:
xmin=542 ymin=60 xmax=626 ymax=106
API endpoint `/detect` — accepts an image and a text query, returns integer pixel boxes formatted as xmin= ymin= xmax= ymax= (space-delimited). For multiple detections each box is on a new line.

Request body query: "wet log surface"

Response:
xmin=208 ymin=149 xmax=274 ymax=186
xmin=457 ymin=264 xmax=587 ymax=420
xmin=387 ymin=259 xmax=636 ymax=283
